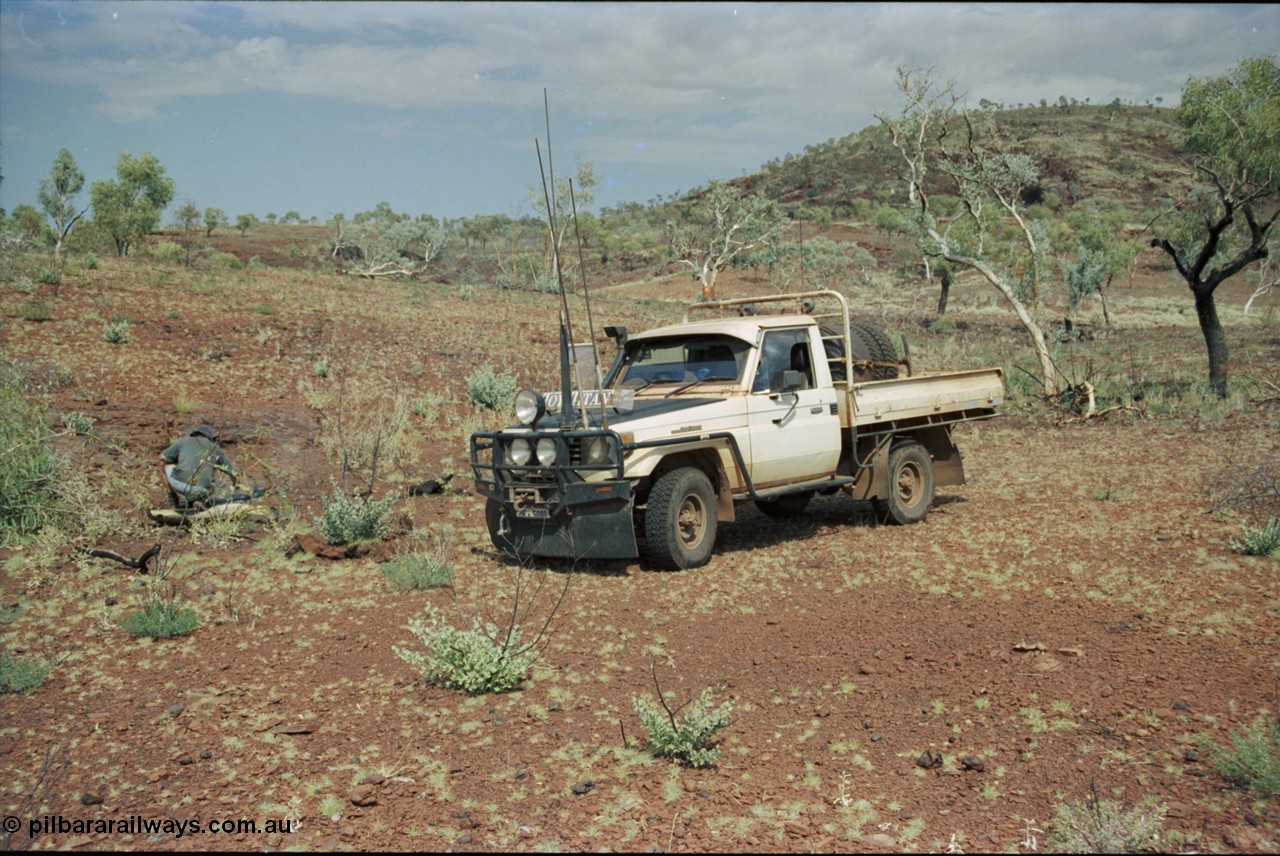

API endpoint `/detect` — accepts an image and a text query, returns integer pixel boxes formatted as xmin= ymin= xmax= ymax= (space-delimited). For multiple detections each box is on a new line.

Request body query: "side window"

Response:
xmin=752 ymin=329 xmax=814 ymax=392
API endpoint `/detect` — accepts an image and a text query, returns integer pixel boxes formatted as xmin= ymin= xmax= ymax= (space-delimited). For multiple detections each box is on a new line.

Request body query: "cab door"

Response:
xmin=744 ymin=327 xmax=841 ymax=487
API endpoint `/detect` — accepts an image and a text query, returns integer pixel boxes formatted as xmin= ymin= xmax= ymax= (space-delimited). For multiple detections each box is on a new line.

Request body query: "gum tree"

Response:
xmin=38 ymin=148 xmax=87 ymax=260
xmin=666 ymin=180 xmax=785 ymax=302
xmin=1149 ymin=55 xmax=1279 ymax=398
xmin=89 ymin=152 xmax=175 ymax=257
xmin=876 ymin=67 xmax=1061 ymax=396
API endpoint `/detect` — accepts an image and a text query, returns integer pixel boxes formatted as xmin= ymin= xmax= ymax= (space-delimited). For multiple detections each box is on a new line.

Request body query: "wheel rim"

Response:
xmin=895 ymin=460 xmax=924 ymax=508
xmin=677 ymin=492 xmax=707 ymax=548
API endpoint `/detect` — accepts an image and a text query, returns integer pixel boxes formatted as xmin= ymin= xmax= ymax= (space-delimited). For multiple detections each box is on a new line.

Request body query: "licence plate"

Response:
xmin=516 ymin=506 xmax=552 ymax=520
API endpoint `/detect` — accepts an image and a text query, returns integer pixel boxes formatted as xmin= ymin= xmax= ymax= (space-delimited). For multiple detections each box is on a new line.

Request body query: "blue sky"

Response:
xmin=1 ymin=2 xmax=1277 ymax=223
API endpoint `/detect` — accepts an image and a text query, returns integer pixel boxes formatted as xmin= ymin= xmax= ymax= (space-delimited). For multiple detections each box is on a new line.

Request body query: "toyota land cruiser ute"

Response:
xmin=470 ymin=290 xmax=1004 ymax=569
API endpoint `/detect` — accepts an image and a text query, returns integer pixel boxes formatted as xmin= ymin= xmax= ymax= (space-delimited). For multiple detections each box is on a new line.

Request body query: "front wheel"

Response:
xmin=644 ymin=467 xmax=717 ymax=569
xmin=872 ymin=441 xmax=935 ymax=525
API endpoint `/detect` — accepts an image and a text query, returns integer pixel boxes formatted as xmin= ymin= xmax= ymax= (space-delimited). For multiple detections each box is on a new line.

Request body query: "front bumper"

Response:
xmin=470 ymin=429 xmax=639 ymax=560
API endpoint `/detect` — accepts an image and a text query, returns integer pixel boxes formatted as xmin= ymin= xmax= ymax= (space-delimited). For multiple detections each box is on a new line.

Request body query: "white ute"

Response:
xmin=471 ymin=290 xmax=1004 ymax=569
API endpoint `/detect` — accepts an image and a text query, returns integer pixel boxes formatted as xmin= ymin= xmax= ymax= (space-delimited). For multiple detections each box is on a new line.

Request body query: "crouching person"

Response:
xmin=160 ymin=426 xmax=238 ymax=511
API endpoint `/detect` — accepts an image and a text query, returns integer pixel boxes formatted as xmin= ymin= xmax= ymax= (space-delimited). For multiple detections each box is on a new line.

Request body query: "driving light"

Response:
xmin=514 ymin=389 xmax=545 ymax=426
xmin=536 ymin=437 xmax=558 ymax=467
xmin=508 ymin=438 xmax=532 ymax=466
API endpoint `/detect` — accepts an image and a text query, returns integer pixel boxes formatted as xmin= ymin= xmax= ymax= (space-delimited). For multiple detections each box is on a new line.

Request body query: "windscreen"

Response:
xmin=616 ymin=335 xmax=751 ymax=386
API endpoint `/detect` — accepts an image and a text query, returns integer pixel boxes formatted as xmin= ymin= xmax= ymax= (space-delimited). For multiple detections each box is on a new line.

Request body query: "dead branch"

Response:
xmin=351 ymin=261 xmax=417 ymax=280
xmin=1203 ymin=457 xmax=1280 ymax=521
xmin=73 ymin=543 xmax=161 ymax=574
xmin=1253 ymin=378 xmax=1280 ymax=405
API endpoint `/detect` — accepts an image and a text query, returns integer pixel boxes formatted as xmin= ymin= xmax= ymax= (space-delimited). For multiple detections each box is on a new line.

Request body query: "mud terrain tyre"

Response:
xmin=848 ymin=323 xmax=900 ymax=382
xmin=873 ymin=440 xmax=934 ymax=525
xmin=820 ymin=323 xmax=900 ymax=382
xmin=644 ymin=467 xmax=717 ymax=569
xmin=755 ymin=491 xmax=813 ymax=517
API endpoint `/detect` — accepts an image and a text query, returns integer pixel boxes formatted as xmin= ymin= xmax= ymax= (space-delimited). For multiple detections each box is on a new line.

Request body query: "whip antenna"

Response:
xmin=569 ymin=178 xmax=609 ymax=430
xmin=536 ymin=91 xmax=587 ymax=429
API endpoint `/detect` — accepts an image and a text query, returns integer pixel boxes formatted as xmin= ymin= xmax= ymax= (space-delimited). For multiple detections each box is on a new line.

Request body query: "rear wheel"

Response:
xmin=755 ymin=490 xmax=813 ymax=517
xmin=644 ymin=467 xmax=717 ymax=569
xmin=873 ymin=441 xmax=934 ymax=525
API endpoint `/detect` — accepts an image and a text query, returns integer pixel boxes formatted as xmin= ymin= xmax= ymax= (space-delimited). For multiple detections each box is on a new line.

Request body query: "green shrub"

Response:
xmin=35 ymin=267 xmax=60 ymax=286
xmin=20 ymin=301 xmax=52 ymax=322
xmin=1045 ymin=795 xmax=1165 ymax=853
xmin=381 ymin=551 xmax=453 ymax=592
xmin=1213 ymin=715 xmax=1280 ymax=795
xmin=103 ymin=320 xmax=130 ymax=344
xmin=0 ymin=366 xmax=62 ymax=546
xmin=1232 ymin=519 xmax=1280 ymax=557
xmin=0 ymin=651 xmax=50 ymax=694
xmin=633 ymin=688 xmax=733 ymax=768
xmin=393 ymin=604 xmax=533 ymax=694
xmin=314 ymin=485 xmax=397 ymax=546
xmin=121 ymin=585 xmax=199 ymax=639
xmin=82 ymin=251 xmax=98 ymax=270
xmin=153 ymin=241 xmax=184 ymax=265
xmin=208 ymin=251 xmax=243 ymax=270
xmin=927 ymin=314 xmax=957 ymax=336
xmin=466 ymin=364 xmax=518 ymax=412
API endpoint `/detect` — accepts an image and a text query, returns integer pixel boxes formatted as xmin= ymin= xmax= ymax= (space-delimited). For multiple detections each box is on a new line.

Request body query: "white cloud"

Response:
xmin=2 ymin=1 xmax=1276 ymax=217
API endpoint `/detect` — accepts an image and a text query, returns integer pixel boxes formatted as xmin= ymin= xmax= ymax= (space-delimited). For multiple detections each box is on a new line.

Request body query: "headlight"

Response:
xmin=536 ymin=437 xmax=558 ymax=467
xmin=514 ymin=389 xmax=545 ymax=426
xmin=508 ymin=438 xmax=532 ymax=466
xmin=581 ymin=436 xmax=611 ymax=465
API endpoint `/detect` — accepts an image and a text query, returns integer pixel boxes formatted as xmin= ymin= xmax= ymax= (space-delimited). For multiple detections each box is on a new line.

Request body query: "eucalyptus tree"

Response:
xmin=876 ymin=67 xmax=1061 ymax=395
xmin=89 ymin=152 xmax=175 ymax=257
xmin=38 ymin=148 xmax=87 ymax=259
xmin=666 ymin=180 xmax=785 ymax=302
xmin=1149 ymin=55 xmax=1279 ymax=397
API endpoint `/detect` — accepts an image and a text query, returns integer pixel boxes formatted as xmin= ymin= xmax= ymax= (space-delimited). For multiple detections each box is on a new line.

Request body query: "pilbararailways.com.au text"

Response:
xmin=16 ymin=814 xmax=294 ymax=840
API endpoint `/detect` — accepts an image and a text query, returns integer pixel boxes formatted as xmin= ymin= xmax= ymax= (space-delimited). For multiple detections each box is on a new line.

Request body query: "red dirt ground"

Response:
xmin=1 ymin=249 xmax=1278 ymax=853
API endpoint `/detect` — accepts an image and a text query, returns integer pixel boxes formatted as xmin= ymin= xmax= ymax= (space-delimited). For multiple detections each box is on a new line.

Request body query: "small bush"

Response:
xmin=0 ymin=651 xmax=50 ymax=694
xmin=1232 ymin=519 xmax=1280 ymax=557
xmin=20 ymin=301 xmax=52 ymax=322
xmin=82 ymin=251 xmax=98 ymax=270
xmin=0 ymin=365 xmax=63 ymax=546
xmin=467 ymin=364 xmax=518 ymax=412
xmin=103 ymin=320 xmax=130 ymax=344
xmin=633 ymin=688 xmax=733 ymax=768
xmin=153 ymin=241 xmax=185 ymax=265
xmin=121 ymin=584 xmax=199 ymax=639
xmin=35 ymin=267 xmax=60 ymax=286
xmin=1045 ymin=795 xmax=1165 ymax=853
xmin=927 ymin=314 xmax=957 ymax=336
xmin=314 ymin=485 xmax=397 ymax=546
xmin=393 ymin=604 xmax=533 ymax=694
xmin=1213 ymin=715 xmax=1280 ymax=795
xmin=381 ymin=551 xmax=453 ymax=592
xmin=208 ymin=251 xmax=243 ymax=270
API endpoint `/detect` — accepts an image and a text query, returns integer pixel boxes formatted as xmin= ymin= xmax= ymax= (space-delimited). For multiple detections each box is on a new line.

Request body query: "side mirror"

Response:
xmin=770 ymin=369 xmax=805 ymax=394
